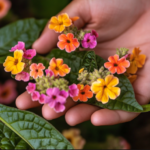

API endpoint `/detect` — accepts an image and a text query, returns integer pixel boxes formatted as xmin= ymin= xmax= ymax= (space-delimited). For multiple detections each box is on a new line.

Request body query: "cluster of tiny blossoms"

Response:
xmin=3 ymin=13 xmax=146 ymax=112
xmin=49 ymin=13 xmax=98 ymax=52
xmin=3 ymin=42 xmax=79 ymax=113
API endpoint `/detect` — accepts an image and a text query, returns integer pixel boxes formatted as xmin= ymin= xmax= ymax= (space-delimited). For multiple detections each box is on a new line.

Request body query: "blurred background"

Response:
xmin=0 ymin=0 xmax=150 ymax=149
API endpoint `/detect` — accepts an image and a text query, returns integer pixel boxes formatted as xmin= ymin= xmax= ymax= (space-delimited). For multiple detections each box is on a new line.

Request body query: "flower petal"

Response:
xmin=117 ymin=65 xmax=126 ymax=74
xmin=54 ymin=102 xmax=65 ymax=113
xmin=105 ymin=75 xmax=119 ymax=87
xmin=126 ymin=62 xmax=138 ymax=74
xmin=72 ymin=38 xmax=80 ymax=48
xmin=104 ymin=62 xmax=113 ymax=69
xmin=79 ymin=94 xmax=88 ymax=102
xmin=65 ymin=43 xmax=76 ymax=52
xmin=107 ymin=87 xmax=121 ymax=100
xmin=57 ymin=41 xmax=67 ymax=50
xmin=101 ymin=89 xmax=109 ymax=104
xmin=58 ymin=34 xmax=68 ymax=41
xmin=30 ymin=63 xmax=37 ymax=71
xmin=95 ymin=88 xmax=104 ymax=101
xmin=137 ymin=54 xmax=146 ymax=68
xmin=118 ymin=57 xmax=130 ymax=68
xmin=14 ymin=50 xmax=23 ymax=61
xmin=54 ymin=25 xmax=65 ymax=33
xmin=46 ymin=88 xmax=53 ymax=96
xmin=37 ymin=63 xmax=45 ymax=70
xmin=73 ymin=96 xmax=79 ymax=102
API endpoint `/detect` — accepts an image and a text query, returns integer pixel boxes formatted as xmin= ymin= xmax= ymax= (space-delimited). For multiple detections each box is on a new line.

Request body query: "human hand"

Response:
xmin=16 ymin=0 xmax=150 ymax=126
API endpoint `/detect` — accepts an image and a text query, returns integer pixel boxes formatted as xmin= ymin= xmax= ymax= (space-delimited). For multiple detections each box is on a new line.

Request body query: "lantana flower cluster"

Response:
xmin=3 ymin=13 xmax=146 ymax=113
xmin=49 ymin=13 xmax=98 ymax=53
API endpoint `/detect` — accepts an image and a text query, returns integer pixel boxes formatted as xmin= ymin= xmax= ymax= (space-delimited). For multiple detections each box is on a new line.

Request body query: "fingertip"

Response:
xmin=65 ymin=104 xmax=99 ymax=126
xmin=65 ymin=111 xmax=77 ymax=126
xmin=91 ymin=110 xmax=103 ymax=126
xmin=42 ymin=104 xmax=64 ymax=120
xmin=42 ymin=98 xmax=76 ymax=120
xmin=16 ymin=91 xmax=40 ymax=110
xmin=32 ymin=25 xmax=59 ymax=54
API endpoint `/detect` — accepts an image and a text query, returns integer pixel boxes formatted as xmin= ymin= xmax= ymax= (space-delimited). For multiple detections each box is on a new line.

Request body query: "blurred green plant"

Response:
xmin=28 ymin=0 xmax=71 ymax=19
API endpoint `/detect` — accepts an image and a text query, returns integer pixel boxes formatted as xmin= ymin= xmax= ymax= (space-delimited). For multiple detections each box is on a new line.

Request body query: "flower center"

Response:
xmin=87 ymin=39 xmax=90 ymax=43
xmin=14 ymin=59 xmax=18 ymax=65
xmin=104 ymin=85 xmax=107 ymax=88
xmin=0 ymin=2 xmax=4 ymax=11
xmin=52 ymin=95 xmax=57 ymax=99
xmin=1 ymin=89 xmax=9 ymax=98
xmin=35 ymin=69 xmax=38 ymax=72
xmin=81 ymin=91 xmax=85 ymax=95
xmin=114 ymin=63 xmax=118 ymax=67
xmin=55 ymin=66 xmax=59 ymax=71
xmin=59 ymin=21 xmax=63 ymax=25
xmin=67 ymin=40 xmax=70 ymax=43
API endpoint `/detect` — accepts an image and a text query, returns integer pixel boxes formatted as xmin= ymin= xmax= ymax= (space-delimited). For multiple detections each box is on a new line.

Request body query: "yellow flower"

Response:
xmin=79 ymin=68 xmax=84 ymax=73
xmin=49 ymin=13 xmax=72 ymax=33
xmin=3 ymin=50 xmax=25 ymax=75
xmin=91 ymin=75 xmax=121 ymax=104
xmin=62 ymin=128 xmax=86 ymax=149
xmin=127 ymin=47 xmax=146 ymax=74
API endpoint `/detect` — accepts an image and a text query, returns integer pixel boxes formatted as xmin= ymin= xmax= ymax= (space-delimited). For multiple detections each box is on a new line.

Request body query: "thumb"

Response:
xmin=32 ymin=0 xmax=90 ymax=54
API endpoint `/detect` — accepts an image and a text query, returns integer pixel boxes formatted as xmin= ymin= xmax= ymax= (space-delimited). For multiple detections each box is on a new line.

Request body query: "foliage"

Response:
xmin=0 ymin=104 xmax=73 ymax=149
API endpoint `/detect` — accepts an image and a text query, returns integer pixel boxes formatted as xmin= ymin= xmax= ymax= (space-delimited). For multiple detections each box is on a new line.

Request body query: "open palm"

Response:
xmin=16 ymin=0 xmax=150 ymax=126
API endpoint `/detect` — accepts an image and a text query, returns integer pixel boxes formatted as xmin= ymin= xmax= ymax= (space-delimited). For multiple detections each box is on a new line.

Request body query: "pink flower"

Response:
xmin=26 ymin=82 xmax=36 ymax=94
xmin=10 ymin=41 xmax=25 ymax=52
xmin=0 ymin=0 xmax=11 ymax=19
xmin=10 ymin=41 xmax=36 ymax=60
xmin=23 ymin=49 xmax=36 ymax=60
xmin=31 ymin=91 xmax=40 ymax=101
xmin=69 ymin=84 xmax=79 ymax=97
xmin=0 ymin=80 xmax=17 ymax=105
xmin=45 ymin=88 xmax=67 ymax=113
xmin=60 ymin=90 xmax=69 ymax=98
xmin=39 ymin=94 xmax=46 ymax=104
xmin=45 ymin=69 xmax=54 ymax=77
xmin=91 ymin=30 xmax=98 ymax=38
xmin=54 ymin=102 xmax=65 ymax=113
xmin=81 ymin=33 xmax=97 ymax=49
xmin=15 ymin=71 xmax=30 ymax=82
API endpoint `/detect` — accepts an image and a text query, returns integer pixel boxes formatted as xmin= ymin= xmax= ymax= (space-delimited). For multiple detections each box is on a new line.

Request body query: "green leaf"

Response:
xmin=0 ymin=121 xmax=32 ymax=149
xmin=0 ymin=18 xmax=48 ymax=56
xmin=141 ymin=104 xmax=150 ymax=112
xmin=0 ymin=104 xmax=74 ymax=149
xmin=33 ymin=49 xmax=143 ymax=112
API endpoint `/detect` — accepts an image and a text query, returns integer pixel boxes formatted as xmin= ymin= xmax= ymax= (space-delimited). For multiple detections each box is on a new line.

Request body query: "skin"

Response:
xmin=16 ymin=0 xmax=150 ymax=126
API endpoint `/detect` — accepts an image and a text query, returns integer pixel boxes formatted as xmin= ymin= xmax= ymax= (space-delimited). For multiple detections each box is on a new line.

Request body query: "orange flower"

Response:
xmin=30 ymin=63 xmax=45 ymax=79
xmin=48 ymin=57 xmax=71 ymax=77
xmin=49 ymin=13 xmax=72 ymax=33
xmin=70 ymin=16 xmax=79 ymax=23
xmin=57 ymin=33 xmax=80 ymax=53
xmin=104 ymin=54 xmax=130 ymax=74
xmin=0 ymin=0 xmax=11 ymax=19
xmin=128 ymin=74 xmax=137 ymax=83
xmin=73 ymin=84 xmax=93 ymax=102
xmin=127 ymin=47 xmax=146 ymax=74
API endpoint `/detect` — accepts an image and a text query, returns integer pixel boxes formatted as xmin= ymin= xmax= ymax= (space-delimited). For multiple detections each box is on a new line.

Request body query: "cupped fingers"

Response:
xmin=65 ymin=104 xmax=99 ymax=126
xmin=42 ymin=97 xmax=76 ymax=120
xmin=16 ymin=91 xmax=41 ymax=110
xmin=91 ymin=109 xmax=139 ymax=126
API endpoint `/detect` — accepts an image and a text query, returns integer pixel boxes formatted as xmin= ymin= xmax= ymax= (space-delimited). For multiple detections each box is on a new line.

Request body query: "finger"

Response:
xmin=133 ymin=74 xmax=150 ymax=105
xmin=42 ymin=97 xmax=76 ymax=120
xmin=91 ymin=109 xmax=139 ymax=126
xmin=16 ymin=91 xmax=41 ymax=110
xmin=65 ymin=104 xmax=99 ymax=126
xmin=32 ymin=0 xmax=90 ymax=54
